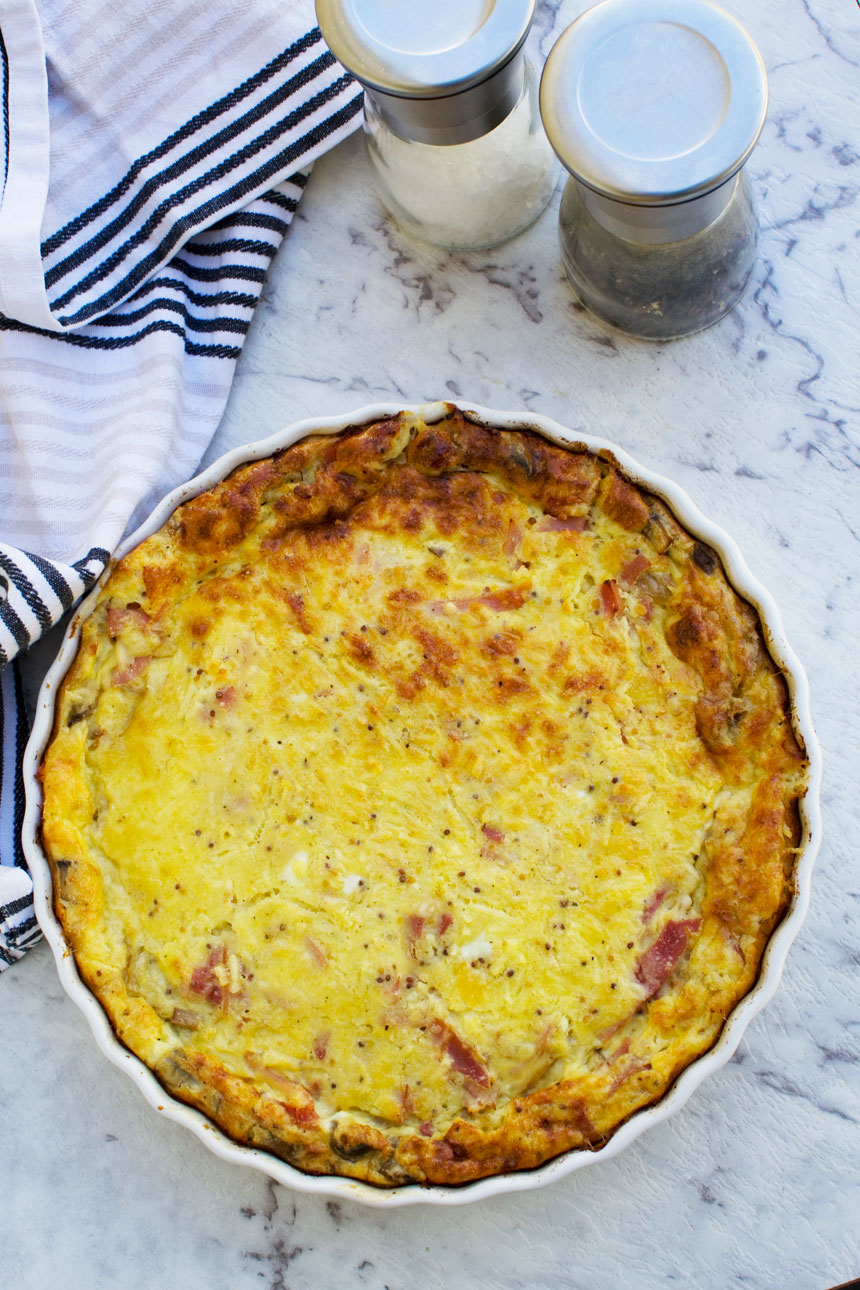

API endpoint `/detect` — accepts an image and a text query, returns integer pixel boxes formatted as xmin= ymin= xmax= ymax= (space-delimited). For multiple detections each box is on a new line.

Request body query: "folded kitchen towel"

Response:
xmin=0 ymin=0 xmax=362 ymax=966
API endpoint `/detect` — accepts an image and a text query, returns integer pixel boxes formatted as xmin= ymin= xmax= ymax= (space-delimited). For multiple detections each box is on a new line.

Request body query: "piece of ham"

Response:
xmin=189 ymin=946 xmax=227 ymax=1007
xmin=430 ymin=1019 xmax=491 ymax=1088
xmin=608 ymin=1055 xmax=652 ymax=1095
xmin=312 ymin=1031 xmax=331 ymax=1061
xmin=107 ymin=604 xmax=151 ymax=636
xmin=503 ymin=521 xmax=524 ymax=559
xmin=406 ymin=912 xmax=453 ymax=956
xmin=304 ymin=936 xmax=328 ymax=969
xmin=607 ymin=1036 xmax=631 ymax=1064
xmin=536 ymin=515 xmax=590 ymax=532
xmin=599 ymin=580 xmax=623 ymax=617
xmin=397 ymin=1084 xmax=415 ymax=1118
xmin=635 ymin=918 xmax=701 ymax=998
xmin=404 ymin=914 xmax=426 ymax=959
xmin=597 ymin=1017 xmax=628 ymax=1044
xmin=112 ymin=654 xmax=151 ymax=686
xmin=620 ymin=554 xmax=650 ymax=587
xmin=481 ymin=824 xmax=505 ymax=845
xmin=246 ymin=1056 xmax=318 ymax=1125
xmin=642 ymin=886 xmax=669 ymax=924
xmin=428 ymin=587 xmax=528 ymax=615
xmin=282 ymin=1099 xmax=317 ymax=1126
xmin=721 ymin=924 xmax=746 ymax=962
xmin=286 ymin=590 xmax=312 ymax=634
xmin=471 ymin=587 xmax=527 ymax=612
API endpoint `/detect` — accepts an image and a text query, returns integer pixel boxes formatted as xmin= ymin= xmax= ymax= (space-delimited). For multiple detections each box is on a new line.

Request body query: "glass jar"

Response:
xmin=363 ymin=57 xmax=557 ymax=251
xmin=540 ymin=0 xmax=768 ymax=339
xmin=558 ymin=171 xmax=759 ymax=340
xmin=317 ymin=0 xmax=559 ymax=251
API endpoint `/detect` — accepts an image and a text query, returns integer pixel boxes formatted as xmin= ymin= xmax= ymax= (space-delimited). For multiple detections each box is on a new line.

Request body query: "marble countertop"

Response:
xmin=4 ymin=0 xmax=859 ymax=1286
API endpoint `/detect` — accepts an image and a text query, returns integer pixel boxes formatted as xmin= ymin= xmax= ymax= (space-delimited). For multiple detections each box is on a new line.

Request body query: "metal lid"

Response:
xmin=539 ymin=0 xmax=767 ymax=205
xmin=315 ymin=0 xmax=535 ymax=99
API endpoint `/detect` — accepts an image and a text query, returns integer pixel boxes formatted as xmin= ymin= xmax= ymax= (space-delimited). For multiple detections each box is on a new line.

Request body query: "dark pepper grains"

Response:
xmin=558 ymin=174 xmax=759 ymax=339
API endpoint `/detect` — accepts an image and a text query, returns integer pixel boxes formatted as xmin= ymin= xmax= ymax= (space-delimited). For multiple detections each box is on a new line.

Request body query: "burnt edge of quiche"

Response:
xmin=40 ymin=408 xmax=808 ymax=1188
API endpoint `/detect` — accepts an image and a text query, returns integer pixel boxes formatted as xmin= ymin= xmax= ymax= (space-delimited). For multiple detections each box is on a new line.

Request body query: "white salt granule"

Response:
xmin=366 ymin=77 xmax=558 ymax=250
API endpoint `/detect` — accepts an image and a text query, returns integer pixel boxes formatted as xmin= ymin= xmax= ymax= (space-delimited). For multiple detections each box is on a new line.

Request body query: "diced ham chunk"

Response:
xmin=312 ymin=1031 xmax=330 ymax=1061
xmin=404 ymin=913 xmax=426 ymax=960
xmin=620 ymin=554 xmax=651 ymax=587
xmin=471 ymin=588 xmax=527 ymax=612
xmin=304 ymin=936 xmax=328 ymax=968
xmin=286 ymin=591 xmax=312 ymax=634
xmin=430 ymin=1019 xmax=491 ymax=1088
xmin=190 ymin=946 xmax=227 ymax=1007
xmin=719 ymin=923 xmax=746 ymax=961
xmin=481 ymin=824 xmax=505 ymax=845
xmin=107 ymin=604 xmax=151 ymax=636
xmin=112 ymin=654 xmax=151 ymax=686
xmin=642 ymin=886 xmax=669 ymax=924
xmin=635 ymin=919 xmax=701 ymax=998
xmin=283 ymin=1100 xmax=317 ymax=1126
xmin=535 ymin=1021 xmax=555 ymax=1055
xmin=608 ymin=1055 xmax=652 ymax=1095
xmin=429 ymin=587 xmax=528 ymax=614
xmin=503 ymin=522 xmax=524 ymax=559
xmin=599 ymin=580 xmax=623 ymax=617
xmin=438 ymin=911 xmax=453 ymax=935
xmin=405 ymin=914 xmax=426 ymax=939
xmin=597 ymin=1017 xmax=627 ymax=1044
xmin=244 ymin=1053 xmax=319 ymax=1125
xmin=215 ymin=685 xmax=235 ymax=708
xmin=607 ymin=1036 xmax=631 ymax=1064
xmin=537 ymin=515 xmax=590 ymax=532
xmin=445 ymin=1032 xmax=490 ymax=1087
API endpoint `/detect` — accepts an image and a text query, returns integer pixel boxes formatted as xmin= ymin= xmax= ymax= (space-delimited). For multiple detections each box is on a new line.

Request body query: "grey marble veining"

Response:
xmin=4 ymin=0 xmax=859 ymax=1286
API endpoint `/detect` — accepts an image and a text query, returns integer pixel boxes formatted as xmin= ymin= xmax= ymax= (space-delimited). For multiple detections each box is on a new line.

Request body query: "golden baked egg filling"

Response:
xmin=41 ymin=409 xmax=807 ymax=1186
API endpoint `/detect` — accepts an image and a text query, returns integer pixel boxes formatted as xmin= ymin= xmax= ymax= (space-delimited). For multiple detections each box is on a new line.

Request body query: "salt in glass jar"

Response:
xmin=316 ymin=0 xmax=559 ymax=251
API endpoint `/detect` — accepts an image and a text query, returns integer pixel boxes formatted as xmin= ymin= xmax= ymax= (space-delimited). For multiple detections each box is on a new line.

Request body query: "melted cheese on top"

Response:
xmin=42 ymin=411 xmax=806 ymax=1183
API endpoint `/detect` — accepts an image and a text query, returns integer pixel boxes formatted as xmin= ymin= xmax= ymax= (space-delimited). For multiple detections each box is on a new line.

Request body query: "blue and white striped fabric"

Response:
xmin=0 ymin=662 xmax=41 ymax=966
xmin=0 ymin=0 xmax=363 ymax=967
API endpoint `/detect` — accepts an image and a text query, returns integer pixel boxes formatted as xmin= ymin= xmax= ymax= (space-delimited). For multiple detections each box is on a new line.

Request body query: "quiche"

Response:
xmin=40 ymin=407 xmax=807 ymax=1187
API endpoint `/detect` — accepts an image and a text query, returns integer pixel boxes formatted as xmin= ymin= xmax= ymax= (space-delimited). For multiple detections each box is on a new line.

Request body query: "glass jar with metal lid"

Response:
xmin=316 ymin=0 xmax=559 ymax=251
xmin=540 ymin=0 xmax=768 ymax=339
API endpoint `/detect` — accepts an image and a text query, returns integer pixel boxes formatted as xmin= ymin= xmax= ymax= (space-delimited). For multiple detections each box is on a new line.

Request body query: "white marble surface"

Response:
xmin=4 ymin=0 xmax=860 ymax=1285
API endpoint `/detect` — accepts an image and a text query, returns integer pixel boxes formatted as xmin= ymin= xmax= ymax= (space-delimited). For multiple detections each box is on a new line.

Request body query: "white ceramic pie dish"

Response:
xmin=22 ymin=400 xmax=822 ymax=1207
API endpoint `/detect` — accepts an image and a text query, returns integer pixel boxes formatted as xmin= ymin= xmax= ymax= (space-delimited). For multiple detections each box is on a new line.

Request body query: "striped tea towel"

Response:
xmin=0 ymin=0 xmax=362 ymax=967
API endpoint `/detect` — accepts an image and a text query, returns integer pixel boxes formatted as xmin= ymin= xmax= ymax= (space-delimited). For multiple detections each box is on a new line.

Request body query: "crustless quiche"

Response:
xmin=40 ymin=408 xmax=808 ymax=1186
